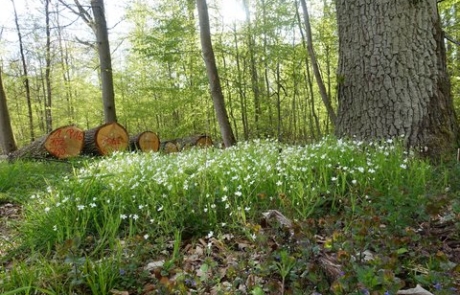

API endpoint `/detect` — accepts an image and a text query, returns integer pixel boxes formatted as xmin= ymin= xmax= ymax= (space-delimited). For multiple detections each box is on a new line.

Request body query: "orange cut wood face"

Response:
xmin=97 ymin=122 xmax=129 ymax=155
xmin=44 ymin=126 xmax=84 ymax=159
xmin=139 ymin=131 xmax=160 ymax=152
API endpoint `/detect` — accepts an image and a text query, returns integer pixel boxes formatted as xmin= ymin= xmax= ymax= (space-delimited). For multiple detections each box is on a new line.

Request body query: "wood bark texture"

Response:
xmin=130 ymin=131 xmax=160 ymax=152
xmin=160 ymin=140 xmax=181 ymax=154
xmin=160 ymin=135 xmax=213 ymax=153
xmin=335 ymin=0 xmax=459 ymax=158
xmin=82 ymin=122 xmax=128 ymax=156
xmin=9 ymin=125 xmax=84 ymax=160
xmin=180 ymin=135 xmax=214 ymax=151
xmin=0 ymin=68 xmax=17 ymax=154
xmin=91 ymin=0 xmax=117 ymax=123
xmin=196 ymin=0 xmax=236 ymax=148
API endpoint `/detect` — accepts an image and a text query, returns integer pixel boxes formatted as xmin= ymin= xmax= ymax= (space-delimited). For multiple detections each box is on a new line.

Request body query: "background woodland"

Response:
xmin=0 ymin=0 xmax=459 ymax=150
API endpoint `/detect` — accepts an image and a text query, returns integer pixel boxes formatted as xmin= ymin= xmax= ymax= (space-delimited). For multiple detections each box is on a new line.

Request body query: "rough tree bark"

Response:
xmin=0 ymin=67 xmax=17 ymax=154
xmin=335 ymin=0 xmax=459 ymax=158
xmin=196 ymin=0 xmax=236 ymax=148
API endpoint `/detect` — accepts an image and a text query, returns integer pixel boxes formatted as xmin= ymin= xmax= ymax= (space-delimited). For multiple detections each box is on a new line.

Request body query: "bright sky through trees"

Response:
xmin=0 ymin=0 xmax=248 ymax=58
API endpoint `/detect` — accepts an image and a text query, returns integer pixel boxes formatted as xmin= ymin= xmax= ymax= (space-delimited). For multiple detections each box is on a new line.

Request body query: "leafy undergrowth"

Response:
xmin=1 ymin=137 xmax=460 ymax=294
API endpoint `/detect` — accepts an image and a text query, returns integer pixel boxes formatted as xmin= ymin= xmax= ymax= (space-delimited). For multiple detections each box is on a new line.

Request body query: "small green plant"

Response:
xmin=274 ymin=250 xmax=296 ymax=294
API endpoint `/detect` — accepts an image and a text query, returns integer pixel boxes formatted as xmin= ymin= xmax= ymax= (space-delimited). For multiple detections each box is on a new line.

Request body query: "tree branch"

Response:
xmin=75 ymin=37 xmax=96 ymax=49
xmin=57 ymin=0 xmax=96 ymax=34
xmin=444 ymin=32 xmax=460 ymax=46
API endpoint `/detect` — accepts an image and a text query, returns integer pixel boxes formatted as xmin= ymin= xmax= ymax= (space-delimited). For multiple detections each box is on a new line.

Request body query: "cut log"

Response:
xmin=9 ymin=125 xmax=84 ymax=160
xmin=160 ymin=139 xmax=181 ymax=154
xmin=82 ymin=122 xmax=129 ymax=156
xmin=179 ymin=134 xmax=214 ymax=151
xmin=130 ymin=131 xmax=160 ymax=152
xmin=160 ymin=135 xmax=213 ymax=154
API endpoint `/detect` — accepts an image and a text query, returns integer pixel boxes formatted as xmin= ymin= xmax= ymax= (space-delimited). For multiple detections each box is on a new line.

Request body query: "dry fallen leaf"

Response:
xmin=144 ymin=259 xmax=165 ymax=272
xmin=109 ymin=289 xmax=129 ymax=295
xmin=396 ymin=284 xmax=434 ymax=295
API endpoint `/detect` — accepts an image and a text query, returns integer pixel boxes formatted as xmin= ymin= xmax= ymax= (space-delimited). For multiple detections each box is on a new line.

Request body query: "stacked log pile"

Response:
xmin=161 ymin=134 xmax=213 ymax=154
xmin=8 ymin=124 xmax=214 ymax=160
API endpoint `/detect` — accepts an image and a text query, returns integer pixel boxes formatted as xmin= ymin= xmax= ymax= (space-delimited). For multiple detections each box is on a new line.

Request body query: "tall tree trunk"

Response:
xmin=221 ymin=52 xmax=239 ymax=140
xmin=300 ymin=0 xmax=337 ymax=126
xmin=242 ymin=0 xmax=261 ymax=133
xmin=261 ymin=0 xmax=273 ymax=133
xmin=335 ymin=0 xmax=459 ymax=159
xmin=44 ymin=0 xmax=53 ymax=133
xmin=56 ymin=2 xmax=75 ymax=124
xmin=295 ymin=1 xmax=321 ymax=139
xmin=0 ymin=67 xmax=17 ymax=154
xmin=196 ymin=0 xmax=236 ymax=148
xmin=233 ymin=25 xmax=249 ymax=140
xmin=11 ymin=0 xmax=35 ymax=142
xmin=275 ymin=61 xmax=282 ymax=140
xmin=91 ymin=0 xmax=117 ymax=123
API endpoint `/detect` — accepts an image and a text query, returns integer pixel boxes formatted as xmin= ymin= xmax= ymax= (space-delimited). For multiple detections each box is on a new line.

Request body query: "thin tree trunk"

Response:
xmin=261 ymin=0 xmax=273 ymax=132
xmin=221 ymin=53 xmax=239 ymax=140
xmin=91 ymin=0 xmax=117 ymax=123
xmin=56 ymin=5 xmax=75 ymax=124
xmin=44 ymin=0 xmax=53 ymax=132
xmin=295 ymin=1 xmax=321 ymax=139
xmin=196 ymin=0 xmax=236 ymax=148
xmin=275 ymin=61 xmax=282 ymax=140
xmin=0 ymin=67 xmax=17 ymax=154
xmin=11 ymin=0 xmax=35 ymax=142
xmin=233 ymin=25 xmax=249 ymax=140
xmin=299 ymin=0 xmax=337 ymax=126
xmin=242 ymin=0 xmax=261 ymax=133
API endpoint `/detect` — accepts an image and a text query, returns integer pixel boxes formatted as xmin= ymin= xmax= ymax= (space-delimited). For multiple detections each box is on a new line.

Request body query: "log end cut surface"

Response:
xmin=181 ymin=135 xmax=214 ymax=151
xmin=195 ymin=135 xmax=213 ymax=147
xmin=95 ymin=122 xmax=129 ymax=155
xmin=163 ymin=141 xmax=180 ymax=153
xmin=131 ymin=131 xmax=160 ymax=152
xmin=44 ymin=125 xmax=85 ymax=159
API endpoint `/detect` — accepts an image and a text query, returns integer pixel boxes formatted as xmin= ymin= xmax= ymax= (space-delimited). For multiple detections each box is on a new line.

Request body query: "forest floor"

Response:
xmin=1 ymin=196 xmax=460 ymax=294
xmin=1 ymin=141 xmax=460 ymax=294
